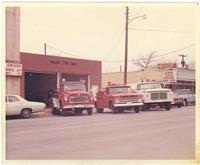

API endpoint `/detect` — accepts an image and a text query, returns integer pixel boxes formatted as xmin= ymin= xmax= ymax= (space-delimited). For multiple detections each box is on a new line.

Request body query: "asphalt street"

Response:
xmin=5 ymin=106 xmax=195 ymax=160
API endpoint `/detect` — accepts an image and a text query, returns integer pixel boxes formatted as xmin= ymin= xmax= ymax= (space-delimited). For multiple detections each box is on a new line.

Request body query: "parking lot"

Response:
xmin=5 ymin=105 xmax=195 ymax=160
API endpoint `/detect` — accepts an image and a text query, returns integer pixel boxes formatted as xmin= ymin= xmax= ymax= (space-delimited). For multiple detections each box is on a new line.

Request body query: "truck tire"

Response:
xmin=165 ymin=102 xmax=171 ymax=110
xmin=96 ymin=108 xmax=104 ymax=113
xmin=134 ymin=106 xmax=141 ymax=113
xmin=109 ymin=102 xmax=117 ymax=114
xmin=183 ymin=99 xmax=187 ymax=106
xmin=87 ymin=108 xmax=93 ymax=115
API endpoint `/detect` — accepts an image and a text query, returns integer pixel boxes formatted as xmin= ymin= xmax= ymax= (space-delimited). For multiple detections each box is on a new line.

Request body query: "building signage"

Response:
xmin=6 ymin=63 xmax=22 ymax=76
xmin=157 ymin=63 xmax=177 ymax=69
xmin=163 ymin=68 xmax=177 ymax=82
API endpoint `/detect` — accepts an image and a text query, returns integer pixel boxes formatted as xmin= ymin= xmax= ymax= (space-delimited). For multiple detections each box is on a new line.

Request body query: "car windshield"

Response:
xmin=138 ymin=83 xmax=162 ymax=90
xmin=109 ymin=87 xmax=132 ymax=94
xmin=175 ymin=90 xmax=192 ymax=95
xmin=64 ymin=83 xmax=86 ymax=91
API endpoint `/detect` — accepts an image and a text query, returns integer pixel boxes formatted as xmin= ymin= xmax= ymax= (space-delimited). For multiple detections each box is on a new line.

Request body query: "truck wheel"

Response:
xmin=96 ymin=108 xmax=104 ymax=113
xmin=75 ymin=110 xmax=83 ymax=115
xmin=21 ymin=109 xmax=32 ymax=118
xmin=134 ymin=106 xmax=141 ymax=113
xmin=165 ymin=103 xmax=171 ymax=110
xmin=110 ymin=102 xmax=117 ymax=114
xmin=87 ymin=108 xmax=93 ymax=115
xmin=183 ymin=99 xmax=187 ymax=106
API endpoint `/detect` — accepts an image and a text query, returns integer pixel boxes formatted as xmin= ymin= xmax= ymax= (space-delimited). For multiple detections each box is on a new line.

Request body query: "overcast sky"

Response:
xmin=19 ymin=3 xmax=197 ymax=72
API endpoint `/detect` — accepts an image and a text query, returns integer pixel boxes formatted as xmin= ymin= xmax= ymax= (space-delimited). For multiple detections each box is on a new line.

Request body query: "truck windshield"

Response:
xmin=63 ymin=83 xmax=86 ymax=91
xmin=138 ymin=83 xmax=161 ymax=90
xmin=109 ymin=87 xmax=132 ymax=94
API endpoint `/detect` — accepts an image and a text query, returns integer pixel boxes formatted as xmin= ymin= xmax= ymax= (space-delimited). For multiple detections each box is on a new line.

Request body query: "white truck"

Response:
xmin=130 ymin=82 xmax=174 ymax=110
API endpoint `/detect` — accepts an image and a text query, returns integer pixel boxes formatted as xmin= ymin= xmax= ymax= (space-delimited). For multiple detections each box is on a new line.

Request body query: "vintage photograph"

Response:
xmin=2 ymin=2 xmax=199 ymax=163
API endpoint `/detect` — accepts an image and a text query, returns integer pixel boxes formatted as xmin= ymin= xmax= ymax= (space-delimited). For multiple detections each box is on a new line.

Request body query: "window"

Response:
xmin=8 ymin=96 xmax=19 ymax=102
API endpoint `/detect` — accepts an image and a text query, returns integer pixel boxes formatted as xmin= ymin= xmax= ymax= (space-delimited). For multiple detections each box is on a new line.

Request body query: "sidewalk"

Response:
xmin=32 ymin=107 xmax=53 ymax=118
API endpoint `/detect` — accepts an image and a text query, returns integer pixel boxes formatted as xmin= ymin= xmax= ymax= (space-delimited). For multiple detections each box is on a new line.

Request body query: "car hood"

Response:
xmin=111 ymin=93 xmax=141 ymax=97
xmin=140 ymin=88 xmax=171 ymax=92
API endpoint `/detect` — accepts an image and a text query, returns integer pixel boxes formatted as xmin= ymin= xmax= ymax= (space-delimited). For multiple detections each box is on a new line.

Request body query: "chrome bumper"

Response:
xmin=63 ymin=104 xmax=94 ymax=109
xmin=114 ymin=102 xmax=143 ymax=107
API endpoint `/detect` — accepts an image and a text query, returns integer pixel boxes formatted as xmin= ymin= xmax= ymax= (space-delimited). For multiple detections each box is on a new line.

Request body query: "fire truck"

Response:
xmin=52 ymin=81 xmax=94 ymax=116
xmin=95 ymin=84 xmax=143 ymax=113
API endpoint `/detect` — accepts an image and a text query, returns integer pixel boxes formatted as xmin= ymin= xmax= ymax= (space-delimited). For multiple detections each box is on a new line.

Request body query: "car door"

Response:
xmin=6 ymin=96 xmax=23 ymax=116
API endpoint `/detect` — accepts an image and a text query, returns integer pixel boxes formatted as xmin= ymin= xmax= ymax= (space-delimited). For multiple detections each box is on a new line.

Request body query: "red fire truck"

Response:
xmin=52 ymin=81 xmax=94 ymax=116
xmin=95 ymin=85 xmax=143 ymax=113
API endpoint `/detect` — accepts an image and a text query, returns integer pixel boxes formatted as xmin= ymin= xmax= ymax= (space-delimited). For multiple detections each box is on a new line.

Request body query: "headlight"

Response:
xmin=64 ymin=94 xmax=69 ymax=101
xmin=144 ymin=93 xmax=150 ymax=100
xmin=115 ymin=98 xmax=120 ymax=104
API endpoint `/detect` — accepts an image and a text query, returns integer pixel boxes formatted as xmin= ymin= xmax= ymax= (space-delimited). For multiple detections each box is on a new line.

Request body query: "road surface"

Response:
xmin=5 ymin=106 xmax=195 ymax=160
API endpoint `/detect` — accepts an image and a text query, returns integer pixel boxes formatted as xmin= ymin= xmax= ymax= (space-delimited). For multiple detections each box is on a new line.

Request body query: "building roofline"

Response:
xmin=20 ymin=52 xmax=102 ymax=63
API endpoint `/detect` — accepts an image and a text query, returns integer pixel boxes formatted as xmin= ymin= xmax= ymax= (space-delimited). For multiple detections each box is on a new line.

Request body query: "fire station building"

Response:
xmin=20 ymin=52 xmax=101 ymax=104
xmin=5 ymin=7 xmax=101 ymax=105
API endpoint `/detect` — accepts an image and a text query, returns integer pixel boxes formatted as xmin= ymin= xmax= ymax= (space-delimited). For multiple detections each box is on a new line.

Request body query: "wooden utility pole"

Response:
xmin=179 ymin=54 xmax=187 ymax=68
xmin=44 ymin=43 xmax=47 ymax=55
xmin=124 ymin=6 xmax=129 ymax=85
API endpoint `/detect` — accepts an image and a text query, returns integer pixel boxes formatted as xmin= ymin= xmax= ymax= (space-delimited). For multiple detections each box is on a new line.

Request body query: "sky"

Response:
xmin=18 ymin=3 xmax=197 ymax=72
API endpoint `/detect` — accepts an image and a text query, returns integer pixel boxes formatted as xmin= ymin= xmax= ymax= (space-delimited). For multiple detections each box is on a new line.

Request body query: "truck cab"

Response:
xmin=95 ymin=85 xmax=143 ymax=114
xmin=52 ymin=81 xmax=94 ymax=116
xmin=130 ymin=82 xmax=174 ymax=110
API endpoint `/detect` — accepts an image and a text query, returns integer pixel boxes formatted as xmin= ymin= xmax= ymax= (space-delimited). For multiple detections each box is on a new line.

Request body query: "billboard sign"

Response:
xmin=6 ymin=63 xmax=22 ymax=76
xmin=157 ymin=63 xmax=177 ymax=69
xmin=163 ymin=68 xmax=177 ymax=82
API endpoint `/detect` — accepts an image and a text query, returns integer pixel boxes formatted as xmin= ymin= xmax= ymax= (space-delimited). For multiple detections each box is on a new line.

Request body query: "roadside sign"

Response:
xmin=6 ymin=62 xmax=22 ymax=76
xmin=163 ymin=68 xmax=177 ymax=82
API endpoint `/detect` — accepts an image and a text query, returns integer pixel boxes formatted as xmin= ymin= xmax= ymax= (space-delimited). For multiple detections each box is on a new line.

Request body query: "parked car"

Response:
xmin=174 ymin=89 xmax=195 ymax=106
xmin=6 ymin=95 xmax=46 ymax=118
xmin=172 ymin=93 xmax=184 ymax=108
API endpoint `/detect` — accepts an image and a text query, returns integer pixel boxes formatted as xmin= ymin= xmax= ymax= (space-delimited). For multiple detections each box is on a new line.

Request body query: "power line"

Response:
xmin=102 ymin=43 xmax=195 ymax=62
xmin=129 ymin=28 xmax=194 ymax=33
xmin=46 ymin=43 xmax=84 ymax=59
xmin=105 ymin=30 xmax=124 ymax=57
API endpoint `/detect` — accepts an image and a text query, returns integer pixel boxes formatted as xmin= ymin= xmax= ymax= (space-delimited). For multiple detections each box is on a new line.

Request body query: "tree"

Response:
xmin=132 ymin=51 xmax=157 ymax=69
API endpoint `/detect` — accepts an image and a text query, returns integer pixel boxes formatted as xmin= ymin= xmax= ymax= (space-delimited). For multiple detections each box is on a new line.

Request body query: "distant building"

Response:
xmin=102 ymin=67 xmax=195 ymax=93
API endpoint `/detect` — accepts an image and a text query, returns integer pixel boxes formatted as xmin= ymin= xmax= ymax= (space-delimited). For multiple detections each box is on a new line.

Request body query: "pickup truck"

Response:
xmin=130 ymin=82 xmax=174 ymax=110
xmin=95 ymin=85 xmax=143 ymax=113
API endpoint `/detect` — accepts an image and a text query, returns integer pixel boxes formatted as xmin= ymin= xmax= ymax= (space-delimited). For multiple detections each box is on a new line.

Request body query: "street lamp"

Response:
xmin=124 ymin=7 xmax=146 ymax=85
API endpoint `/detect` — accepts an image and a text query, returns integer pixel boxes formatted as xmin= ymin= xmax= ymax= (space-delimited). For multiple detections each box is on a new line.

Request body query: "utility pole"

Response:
xmin=179 ymin=54 xmax=187 ymax=68
xmin=44 ymin=43 xmax=47 ymax=55
xmin=124 ymin=6 xmax=129 ymax=85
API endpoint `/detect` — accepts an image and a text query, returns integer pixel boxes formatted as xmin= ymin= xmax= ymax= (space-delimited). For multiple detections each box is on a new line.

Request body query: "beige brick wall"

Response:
xmin=102 ymin=69 xmax=164 ymax=87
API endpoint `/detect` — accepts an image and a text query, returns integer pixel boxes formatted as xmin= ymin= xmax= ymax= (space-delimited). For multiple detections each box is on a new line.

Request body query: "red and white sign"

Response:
xmin=157 ymin=63 xmax=177 ymax=69
xmin=163 ymin=68 xmax=177 ymax=82
xmin=6 ymin=63 xmax=22 ymax=76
